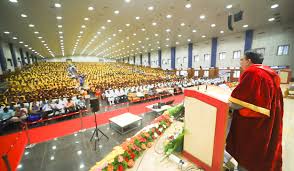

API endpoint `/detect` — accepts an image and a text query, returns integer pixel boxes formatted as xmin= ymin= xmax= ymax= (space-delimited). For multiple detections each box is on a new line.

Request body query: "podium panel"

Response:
xmin=183 ymin=86 xmax=229 ymax=171
xmin=184 ymin=97 xmax=217 ymax=166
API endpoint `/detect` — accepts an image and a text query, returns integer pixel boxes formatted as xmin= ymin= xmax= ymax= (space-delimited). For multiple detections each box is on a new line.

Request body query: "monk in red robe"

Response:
xmin=226 ymin=51 xmax=283 ymax=171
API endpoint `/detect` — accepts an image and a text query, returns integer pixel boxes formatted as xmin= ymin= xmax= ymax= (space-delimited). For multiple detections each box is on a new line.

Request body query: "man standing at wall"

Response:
xmin=227 ymin=51 xmax=283 ymax=171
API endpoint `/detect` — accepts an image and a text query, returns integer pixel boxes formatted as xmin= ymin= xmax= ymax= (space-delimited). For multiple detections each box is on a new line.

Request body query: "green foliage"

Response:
xmin=167 ymin=104 xmax=184 ymax=118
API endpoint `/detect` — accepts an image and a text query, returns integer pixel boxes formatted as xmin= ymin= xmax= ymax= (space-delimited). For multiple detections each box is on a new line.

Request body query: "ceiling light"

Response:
xmin=187 ymin=39 xmax=191 ymax=42
xmin=21 ymin=14 xmax=27 ymax=18
xmin=192 ymin=29 xmax=197 ymax=33
xmin=84 ymin=17 xmax=89 ymax=21
xmin=9 ymin=0 xmax=18 ymax=3
xmin=101 ymin=26 xmax=106 ymax=29
xmin=152 ymin=22 xmax=157 ymax=26
xmin=125 ymin=24 xmax=130 ymax=27
xmin=148 ymin=6 xmax=154 ymax=11
xmin=178 ymin=34 xmax=182 ymax=37
xmin=176 ymin=42 xmax=179 ymax=45
xmin=157 ymin=41 xmax=160 ymax=44
xmin=4 ymin=31 xmax=10 ymax=34
xmin=226 ymin=4 xmax=233 ymax=9
xmin=185 ymin=3 xmax=192 ymax=8
xmin=97 ymin=31 xmax=101 ymax=34
xmin=133 ymin=33 xmax=136 ymax=36
xmin=166 ymin=14 xmax=172 ymax=19
xmin=113 ymin=34 xmax=116 ymax=36
xmin=88 ymin=6 xmax=94 ymax=11
xmin=24 ymin=45 xmax=28 ymax=47
xmin=29 ymin=47 xmax=32 ymax=50
xmin=200 ymin=15 xmax=205 ymax=19
xmin=56 ymin=16 xmax=62 ymax=20
xmin=211 ymin=24 xmax=216 ymax=27
xmin=271 ymin=4 xmax=279 ymax=9
xmin=243 ymin=24 xmax=248 ymax=28
xmin=107 ymin=19 xmax=111 ymax=23
xmin=268 ymin=17 xmax=275 ymax=22
xmin=118 ymin=29 xmax=122 ymax=32
xmin=19 ymin=41 xmax=23 ymax=44
xmin=12 ymin=37 xmax=18 ymax=40
xmin=81 ymin=25 xmax=86 ymax=28
xmin=135 ymin=16 xmax=140 ymax=20
xmin=166 ymin=29 xmax=171 ymax=32
xmin=166 ymin=38 xmax=170 ymax=41
xmin=114 ymin=10 xmax=120 ymax=14
xmin=220 ymin=30 xmax=224 ymax=34
xmin=125 ymin=0 xmax=131 ymax=3
xmin=166 ymin=45 xmax=169 ymax=47
xmin=28 ymin=24 xmax=35 ymax=27
xmin=201 ymin=35 xmax=206 ymax=38
xmin=59 ymin=31 xmax=63 ymax=34
xmin=38 ymin=36 xmax=42 ymax=39
xmin=58 ymin=25 xmax=62 ymax=28
xmin=154 ymin=33 xmax=158 ymax=36
xmin=180 ymin=23 xmax=185 ymax=26
xmin=54 ymin=3 xmax=61 ymax=8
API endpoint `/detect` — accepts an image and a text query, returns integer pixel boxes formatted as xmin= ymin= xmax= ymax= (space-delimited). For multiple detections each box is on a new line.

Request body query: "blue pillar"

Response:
xmin=26 ymin=52 xmax=31 ymax=64
xmin=211 ymin=37 xmax=217 ymax=67
xmin=133 ymin=56 xmax=136 ymax=65
xmin=188 ymin=43 xmax=193 ymax=68
xmin=9 ymin=43 xmax=18 ymax=67
xmin=127 ymin=57 xmax=130 ymax=63
xmin=158 ymin=50 xmax=162 ymax=68
xmin=148 ymin=52 xmax=151 ymax=66
xmin=0 ymin=43 xmax=7 ymax=71
xmin=140 ymin=54 xmax=142 ymax=65
xmin=244 ymin=30 xmax=253 ymax=52
xmin=171 ymin=47 xmax=176 ymax=70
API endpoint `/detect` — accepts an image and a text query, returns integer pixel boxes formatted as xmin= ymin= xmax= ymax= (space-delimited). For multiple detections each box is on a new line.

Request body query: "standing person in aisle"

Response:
xmin=227 ymin=51 xmax=283 ymax=171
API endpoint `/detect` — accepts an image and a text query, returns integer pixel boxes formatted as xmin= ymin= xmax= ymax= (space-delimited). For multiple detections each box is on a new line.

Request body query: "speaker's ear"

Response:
xmin=228 ymin=15 xmax=234 ymax=31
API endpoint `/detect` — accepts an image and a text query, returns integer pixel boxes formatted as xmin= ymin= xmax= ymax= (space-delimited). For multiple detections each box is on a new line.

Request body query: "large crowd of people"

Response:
xmin=0 ymin=62 xmax=226 ymax=129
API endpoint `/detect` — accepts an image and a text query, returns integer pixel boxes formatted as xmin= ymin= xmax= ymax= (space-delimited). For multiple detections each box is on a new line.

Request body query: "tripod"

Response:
xmin=90 ymin=112 xmax=109 ymax=151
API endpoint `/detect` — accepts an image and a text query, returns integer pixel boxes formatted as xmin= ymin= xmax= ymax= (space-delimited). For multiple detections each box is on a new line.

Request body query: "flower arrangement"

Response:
xmin=90 ymin=105 xmax=185 ymax=171
xmin=163 ymin=126 xmax=185 ymax=156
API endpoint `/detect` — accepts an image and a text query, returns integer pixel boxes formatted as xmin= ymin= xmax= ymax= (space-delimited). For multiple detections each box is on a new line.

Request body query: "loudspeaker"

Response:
xmin=228 ymin=15 xmax=233 ymax=31
xmin=234 ymin=11 xmax=243 ymax=22
xmin=90 ymin=98 xmax=100 ymax=112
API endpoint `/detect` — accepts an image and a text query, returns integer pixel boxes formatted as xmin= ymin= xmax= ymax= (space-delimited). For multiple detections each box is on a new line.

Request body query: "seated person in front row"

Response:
xmin=0 ymin=107 xmax=22 ymax=123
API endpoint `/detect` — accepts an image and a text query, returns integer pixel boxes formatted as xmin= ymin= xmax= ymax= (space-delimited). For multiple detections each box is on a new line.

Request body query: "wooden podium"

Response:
xmin=183 ymin=85 xmax=231 ymax=171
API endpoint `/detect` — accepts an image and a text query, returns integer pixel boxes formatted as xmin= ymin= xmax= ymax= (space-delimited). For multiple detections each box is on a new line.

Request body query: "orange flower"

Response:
xmin=144 ymin=132 xmax=150 ymax=138
xmin=128 ymin=159 xmax=135 ymax=168
xmin=141 ymin=144 xmax=147 ymax=150
xmin=107 ymin=164 xmax=114 ymax=171
xmin=147 ymin=142 xmax=153 ymax=148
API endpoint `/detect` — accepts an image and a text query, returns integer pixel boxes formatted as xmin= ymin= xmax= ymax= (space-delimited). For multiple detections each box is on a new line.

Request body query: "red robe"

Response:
xmin=226 ymin=64 xmax=283 ymax=171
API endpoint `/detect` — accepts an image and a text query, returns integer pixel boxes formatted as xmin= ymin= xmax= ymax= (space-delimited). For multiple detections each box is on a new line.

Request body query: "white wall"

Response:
xmin=2 ymin=42 xmax=15 ymax=71
xmin=135 ymin=54 xmax=141 ymax=65
xmin=252 ymin=24 xmax=294 ymax=67
xmin=175 ymin=45 xmax=188 ymax=69
xmin=161 ymin=48 xmax=171 ymax=70
xmin=193 ymin=41 xmax=211 ymax=68
xmin=14 ymin=47 xmax=22 ymax=67
xmin=151 ymin=51 xmax=158 ymax=68
xmin=142 ymin=53 xmax=148 ymax=66
xmin=46 ymin=56 xmax=115 ymax=63
xmin=216 ymin=32 xmax=245 ymax=68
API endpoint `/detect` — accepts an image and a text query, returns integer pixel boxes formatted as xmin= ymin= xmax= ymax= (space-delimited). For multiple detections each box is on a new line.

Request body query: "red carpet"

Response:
xmin=0 ymin=94 xmax=184 ymax=171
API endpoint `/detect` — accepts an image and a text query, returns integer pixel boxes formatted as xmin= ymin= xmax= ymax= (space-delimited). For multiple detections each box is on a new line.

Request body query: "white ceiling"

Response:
xmin=0 ymin=0 xmax=293 ymax=59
